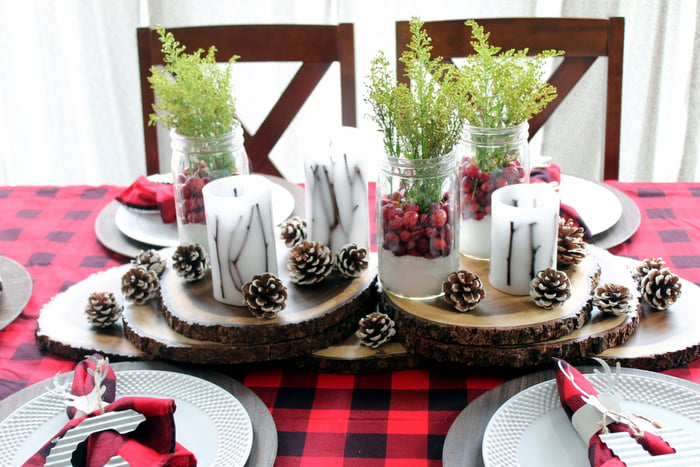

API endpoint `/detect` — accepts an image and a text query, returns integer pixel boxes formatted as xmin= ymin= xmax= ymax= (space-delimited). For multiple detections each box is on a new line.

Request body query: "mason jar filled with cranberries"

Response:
xmin=170 ymin=120 xmax=249 ymax=251
xmin=377 ymin=150 xmax=459 ymax=299
xmin=459 ymin=123 xmax=530 ymax=260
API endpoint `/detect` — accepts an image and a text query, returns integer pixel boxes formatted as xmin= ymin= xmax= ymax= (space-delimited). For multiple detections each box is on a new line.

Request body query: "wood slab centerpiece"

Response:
xmin=383 ymin=246 xmax=641 ymax=367
xmin=122 ymin=247 xmax=377 ymax=363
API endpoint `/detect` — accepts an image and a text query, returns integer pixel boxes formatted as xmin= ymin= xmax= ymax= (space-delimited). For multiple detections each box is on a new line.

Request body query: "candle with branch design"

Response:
xmin=489 ymin=183 xmax=559 ymax=295
xmin=304 ymin=127 xmax=369 ymax=255
xmin=202 ymin=175 xmax=277 ymax=306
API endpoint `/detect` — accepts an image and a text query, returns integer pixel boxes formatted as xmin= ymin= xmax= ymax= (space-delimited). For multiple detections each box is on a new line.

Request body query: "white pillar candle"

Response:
xmin=202 ymin=174 xmax=278 ymax=306
xmin=304 ymin=127 xmax=369 ymax=255
xmin=489 ymin=183 xmax=559 ymax=295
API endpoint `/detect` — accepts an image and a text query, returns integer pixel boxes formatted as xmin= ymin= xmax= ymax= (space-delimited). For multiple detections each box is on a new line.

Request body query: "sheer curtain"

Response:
xmin=0 ymin=0 xmax=698 ymax=185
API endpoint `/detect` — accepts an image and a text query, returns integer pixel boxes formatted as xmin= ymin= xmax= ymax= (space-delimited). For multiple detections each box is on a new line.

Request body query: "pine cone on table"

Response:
xmin=593 ymin=283 xmax=633 ymax=316
xmin=557 ymin=218 xmax=586 ymax=269
xmin=85 ymin=291 xmax=123 ymax=327
xmin=442 ymin=270 xmax=485 ymax=312
xmin=640 ymin=267 xmax=682 ymax=310
xmin=280 ymin=216 xmax=307 ymax=247
xmin=242 ymin=273 xmax=288 ymax=319
xmin=120 ymin=267 xmax=160 ymax=305
xmin=356 ymin=311 xmax=396 ymax=349
xmin=287 ymin=241 xmax=333 ymax=285
xmin=131 ymin=249 xmax=166 ymax=277
xmin=335 ymin=243 xmax=369 ymax=278
xmin=632 ymin=257 xmax=666 ymax=288
xmin=530 ymin=267 xmax=572 ymax=309
xmin=172 ymin=243 xmax=209 ymax=282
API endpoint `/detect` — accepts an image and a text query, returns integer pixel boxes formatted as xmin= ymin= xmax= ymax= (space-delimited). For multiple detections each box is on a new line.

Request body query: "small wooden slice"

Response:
xmin=160 ymin=248 xmax=377 ymax=345
xmin=385 ymin=248 xmax=600 ymax=347
xmin=596 ymin=258 xmax=700 ymax=370
xmin=122 ymin=297 xmax=367 ymax=364
xmin=397 ymin=247 xmax=641 ymax=368
xmin=36 ymin=265 xmax=149 ymax=361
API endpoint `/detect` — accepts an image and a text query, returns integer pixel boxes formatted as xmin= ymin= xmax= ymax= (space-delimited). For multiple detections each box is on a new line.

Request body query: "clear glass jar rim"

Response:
xmin=380 ymin=151 xmax=456 ymax=170
xmin=169 ymin=119 xmax=243 ymax=142
xmin=462 ymin=121 xmax=529 ymax=135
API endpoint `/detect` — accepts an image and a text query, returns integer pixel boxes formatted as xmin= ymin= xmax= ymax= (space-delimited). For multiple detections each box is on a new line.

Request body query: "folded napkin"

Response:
xmin=116 ymin=175 xmax=176 ymax=224
xmin=23 ymin=355 xmax=197 ymax=467
xmin=552 ymin=358 xmax=675 ymax=466
xmin=531 ymin=163 xmax=592 ymax=239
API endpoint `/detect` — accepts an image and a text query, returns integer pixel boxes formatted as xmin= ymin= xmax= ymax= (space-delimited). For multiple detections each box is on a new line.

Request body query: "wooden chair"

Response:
xmin=396 ymin=18 xmax=624 ymax=180
xmin=138 ymin=24 xmax=356 ymax=177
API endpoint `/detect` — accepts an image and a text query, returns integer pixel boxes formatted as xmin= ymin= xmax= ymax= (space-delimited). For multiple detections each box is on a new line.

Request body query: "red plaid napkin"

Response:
xmin=116 ymin=175 xmax=176 ymax=223
xmin=553 ymin=358 xmax=675 ymax=466
xmin=531 ymin=163 xmax=592 ymax=239
xmin=23 ymin=356 xmax=196 ymax=466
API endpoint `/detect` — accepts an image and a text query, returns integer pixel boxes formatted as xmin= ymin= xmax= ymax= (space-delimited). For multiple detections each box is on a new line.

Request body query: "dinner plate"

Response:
xmin=0 ymin=256 xmax=33 ymax=331
xmin=0 ymin=369 xmax=253 ymax=466
xmin=114 ymin=182 xmax=295 ymax=248
xmin=482 ymin=372 xmax=700 ymax=467
xmin=559 ymin=175 xmax=623 ymax=236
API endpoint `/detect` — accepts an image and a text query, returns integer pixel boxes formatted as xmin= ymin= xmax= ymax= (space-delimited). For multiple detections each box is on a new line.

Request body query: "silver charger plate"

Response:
xmin=0 ymin=369 xmax=253 ymax=467
xmin=482 ymin=372 xmax=700 ymax=467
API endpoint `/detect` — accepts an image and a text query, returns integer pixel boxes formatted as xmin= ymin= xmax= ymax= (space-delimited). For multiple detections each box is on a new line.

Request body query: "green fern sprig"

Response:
xmin=460 ymin=20 xmax=563 ymax=128
xmin=148 ymin=25 xmax=239 ymax=138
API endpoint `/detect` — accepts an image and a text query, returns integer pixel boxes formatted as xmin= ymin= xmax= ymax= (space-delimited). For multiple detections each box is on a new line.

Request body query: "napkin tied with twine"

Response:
xmin=552 ymin=358 xmax=675 ymax=466
xmin=23 ymin=355 xmax=196 ymax=467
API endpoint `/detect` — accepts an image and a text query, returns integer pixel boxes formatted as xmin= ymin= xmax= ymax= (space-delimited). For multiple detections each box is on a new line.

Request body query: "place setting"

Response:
xmin=444 ymin=358 xmax=700 ymax=467
xmin=95 ymin=173 xmax=300 ymax=258
xmin=0 ymin=356 xmax=276 ymax=467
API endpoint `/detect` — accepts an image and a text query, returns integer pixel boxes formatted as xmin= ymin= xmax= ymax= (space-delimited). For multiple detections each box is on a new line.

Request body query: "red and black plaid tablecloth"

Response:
xmin=1 ymin=182 xmax=700 ymax=465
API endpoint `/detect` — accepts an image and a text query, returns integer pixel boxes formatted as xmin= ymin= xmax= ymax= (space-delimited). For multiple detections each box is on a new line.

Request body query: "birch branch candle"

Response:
xmin=202 ymin=174 xmax=278 ymax=306
xmin=304 ymin=127 xmax=369 ymax=255
xmin=489 ymin=183 xmax=559 ymax=295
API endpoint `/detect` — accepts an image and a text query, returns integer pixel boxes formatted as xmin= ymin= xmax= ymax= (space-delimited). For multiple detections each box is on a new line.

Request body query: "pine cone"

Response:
xmin=632 ymin=257 xmax=666 ymax=288
xmin=85 ymin=291 xmax=123 ymax=327
xmin=131 ymin=249 xmax=166 ymax=277
xmin=287 ymin=241 xmax=333 ymax=285
xmin=280 ymin=216 xmax=307 ymax=247
xmin=120 ymin=267 xmax=160 ymax=305
xmin=593 ymin=283 xmax=633 ymax=316
xmin=242 ymin=273 xmax=288 ymax=319
xmin=356 ymin=311 xmax=396 ymax=349
xmin=335 ymin=243 xmax=369 ymax=278
xmin=640 ymin=267 xmax=682 ymax=310
xmin=530 ymin=267 xmax=572 ymax=309
xmin=557 ymin=218 xmax=586 ymax=269
xmin=442 ymin=270 xmax=485 ymax=312
xmin=172 ymin=243 xmax=209 ymax=282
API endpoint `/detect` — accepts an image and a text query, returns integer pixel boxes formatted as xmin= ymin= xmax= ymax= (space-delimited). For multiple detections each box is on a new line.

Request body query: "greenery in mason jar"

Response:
xmin=147 ymin=25 xmax=238 ymax=138
xmin=460 ymin=20 xmax=563 ymax=129
xmin=366 ymin=17 xmax=468 ymax=210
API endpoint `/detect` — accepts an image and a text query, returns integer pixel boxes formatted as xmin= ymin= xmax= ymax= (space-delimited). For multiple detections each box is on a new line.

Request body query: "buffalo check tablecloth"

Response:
xmin=1 ymin=181 xmax=700 ymax=466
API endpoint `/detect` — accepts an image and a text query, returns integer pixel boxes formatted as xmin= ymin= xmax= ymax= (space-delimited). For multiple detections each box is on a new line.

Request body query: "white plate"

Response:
xmin=558 ymin=175 xmax=622 ymax=236
xmin=482 ymin=373 xmax=700 ymax=467
xmin=0 ymin=369 xmax=253 ymax=467
xmin=115 ymin=182 xmax=295 ymax=248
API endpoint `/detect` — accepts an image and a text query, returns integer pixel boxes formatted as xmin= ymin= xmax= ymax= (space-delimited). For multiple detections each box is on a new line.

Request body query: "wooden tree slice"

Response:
xmin=302 ymin=335 xmax=417 ymax=373
xmin=160 ymin=247 xmax=377 ymax=345
xmin=36 ymin=265 xmax=149 ymax=361
xmin=398 ymin=247 xmax=641 ymax=368
xmin=596 ymin=258 xmax=700 ymax=371
xmin=384 ymin=248 xmax=600 ymax=347
xmin=122 ymin=298 xmax=366 ymax=364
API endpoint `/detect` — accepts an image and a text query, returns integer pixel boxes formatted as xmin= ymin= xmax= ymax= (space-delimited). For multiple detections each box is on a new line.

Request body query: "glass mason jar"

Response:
xmin=170 ymin=120 xmax=249 ymax=250
xmin=459 ymin=123 xmax=530 ymax=260
xmin=377 ymin=151 xmax=459 ymax=299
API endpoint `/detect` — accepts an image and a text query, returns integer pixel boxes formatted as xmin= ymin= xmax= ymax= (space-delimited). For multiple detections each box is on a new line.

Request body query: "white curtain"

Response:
xmin=0 ymin=0 xmax=698 ymax=185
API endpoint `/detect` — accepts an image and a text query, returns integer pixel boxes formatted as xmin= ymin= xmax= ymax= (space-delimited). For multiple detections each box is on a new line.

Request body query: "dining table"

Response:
xmin=1 ymin=179 xmax=700 ymax=466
